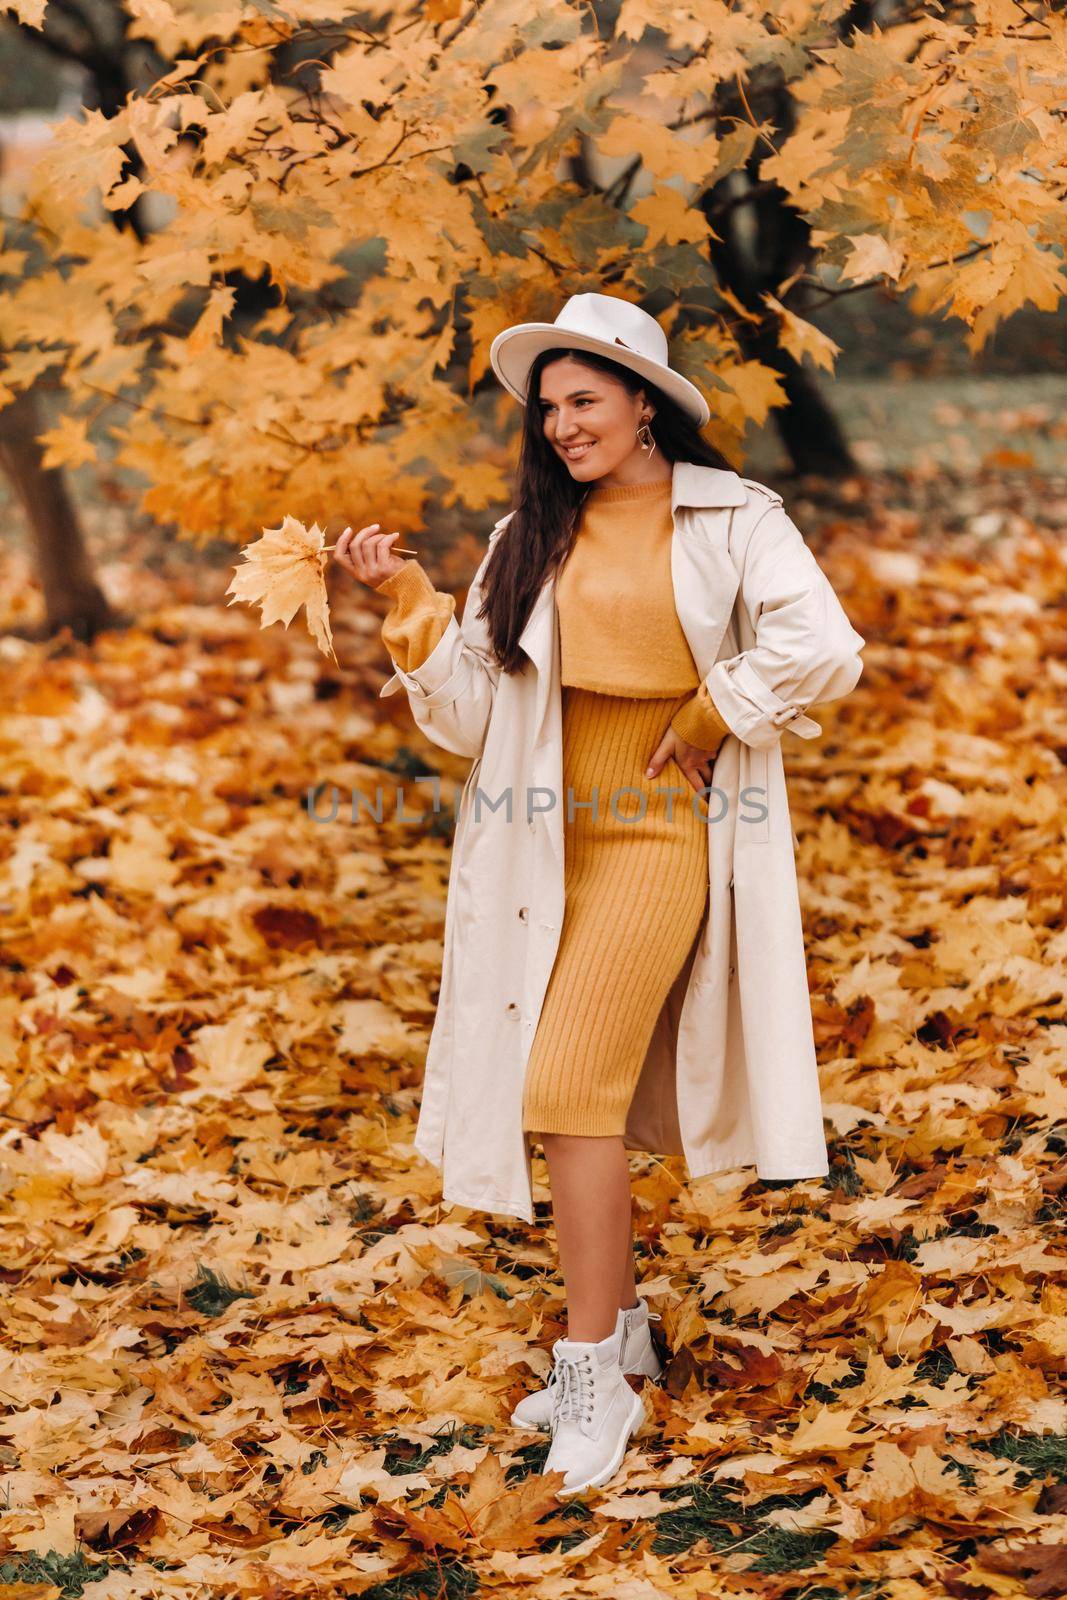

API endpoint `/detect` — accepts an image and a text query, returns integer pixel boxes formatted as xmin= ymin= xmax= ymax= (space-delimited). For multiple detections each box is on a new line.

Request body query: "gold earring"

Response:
xmin=637 ymin=416 xmax=656 ymax=458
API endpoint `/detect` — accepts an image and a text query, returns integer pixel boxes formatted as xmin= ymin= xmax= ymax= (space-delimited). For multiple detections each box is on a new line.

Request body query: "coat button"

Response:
xmin=518 ymin=906 xmax=529 ymax=922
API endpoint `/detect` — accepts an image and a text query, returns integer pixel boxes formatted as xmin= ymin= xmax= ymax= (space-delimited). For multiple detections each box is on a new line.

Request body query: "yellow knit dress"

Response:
xmin=377 ymin=476 xmax=731 ymax=1139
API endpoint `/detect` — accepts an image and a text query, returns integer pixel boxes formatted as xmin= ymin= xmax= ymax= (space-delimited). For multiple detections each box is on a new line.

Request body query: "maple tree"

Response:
xmin=0 ymin=0 xmax=1063 ymax=574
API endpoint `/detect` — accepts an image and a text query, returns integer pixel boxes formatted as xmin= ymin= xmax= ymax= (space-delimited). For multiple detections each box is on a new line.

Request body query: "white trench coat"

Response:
xmin=379 ymin=461 xmax=865 ymax=1224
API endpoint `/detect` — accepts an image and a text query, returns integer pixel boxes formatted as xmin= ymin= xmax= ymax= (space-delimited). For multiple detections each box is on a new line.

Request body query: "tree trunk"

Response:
xmin=699 ymin=170 xmax=857 ymax=478
xmin=0 ymin=384 xmax=120 ymax=641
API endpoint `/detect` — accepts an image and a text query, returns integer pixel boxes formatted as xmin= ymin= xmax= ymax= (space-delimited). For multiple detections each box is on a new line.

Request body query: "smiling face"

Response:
xmin=537 ymin=354 xmax=654 ymax=485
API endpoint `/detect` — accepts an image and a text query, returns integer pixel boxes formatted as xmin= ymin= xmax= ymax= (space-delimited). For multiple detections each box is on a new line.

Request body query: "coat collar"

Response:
xmin=670 ymin=460 xmax=747 ymax=512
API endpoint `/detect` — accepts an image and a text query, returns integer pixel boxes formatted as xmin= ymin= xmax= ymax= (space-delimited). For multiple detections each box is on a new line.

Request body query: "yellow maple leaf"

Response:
xmin=631 ymin=185 xmax=712 ymax=248
xmin=7 ymin=0 xmax=47 ymax=27
xmin=226 ymin=514 xmax=337 ymax=664
xmin=717 ymin=356 xmax=789 ymax=427
xmin=763 ymin=293 xmax=843 ymax=374
xmin=38 ymin=413 xmax=97 ymax=470
xmin=839 ymin=232 xmax=906 ymax=286
xmin=596 ymin=115 xmax=719 ymax=185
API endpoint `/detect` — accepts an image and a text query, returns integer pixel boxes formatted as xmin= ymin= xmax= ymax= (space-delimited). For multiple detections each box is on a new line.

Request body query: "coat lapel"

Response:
xmin=670 ymin=515 xmax=744 ymax=678
xmin=517 ymin=570 xmax=558 ymax=763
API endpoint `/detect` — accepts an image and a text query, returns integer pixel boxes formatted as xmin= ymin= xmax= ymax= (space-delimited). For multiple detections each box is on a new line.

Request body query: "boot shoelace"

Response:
xmin=552 ymin=1352 xmax=595 ymax=1425
xmin=543 ymin=1307 xmax=663 ymax=1408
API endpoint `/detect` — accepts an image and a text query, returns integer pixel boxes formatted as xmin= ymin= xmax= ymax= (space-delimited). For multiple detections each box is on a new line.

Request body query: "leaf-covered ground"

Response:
xmin=0 ymin=465 xmax=1064 ymax=1599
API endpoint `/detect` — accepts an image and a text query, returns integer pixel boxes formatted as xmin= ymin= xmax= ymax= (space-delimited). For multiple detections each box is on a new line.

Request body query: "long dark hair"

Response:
xmin=477 ymin=345 xmax=733 ymax=673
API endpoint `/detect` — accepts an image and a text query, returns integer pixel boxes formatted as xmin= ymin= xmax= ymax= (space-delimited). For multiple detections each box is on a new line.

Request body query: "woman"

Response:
xmin=332 ymin=292 xmax=865 ymax=1497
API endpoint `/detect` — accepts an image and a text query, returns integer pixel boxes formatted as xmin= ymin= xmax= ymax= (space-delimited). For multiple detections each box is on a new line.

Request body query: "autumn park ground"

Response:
xmin=0 ymin=365 xmax=1065 ymax=1597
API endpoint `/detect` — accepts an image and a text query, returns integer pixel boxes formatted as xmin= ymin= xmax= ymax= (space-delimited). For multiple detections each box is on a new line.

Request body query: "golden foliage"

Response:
xmin=0 ymin=2 xmax=1063 ymax=545
xmin=0 ymin=470 xmax=1064 ymax=1590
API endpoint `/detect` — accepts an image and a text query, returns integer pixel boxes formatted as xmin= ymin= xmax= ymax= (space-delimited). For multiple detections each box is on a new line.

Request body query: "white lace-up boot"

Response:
xmin=538 ymin=1323 xmax=646 ymax=1496
xmin=510 ymin=1299 xmax=663 ymax=1432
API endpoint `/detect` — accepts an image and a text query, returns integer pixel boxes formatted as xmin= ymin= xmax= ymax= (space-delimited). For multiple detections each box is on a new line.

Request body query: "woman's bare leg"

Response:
xmin=539 ymin=1132 xmax=635 ymax=1341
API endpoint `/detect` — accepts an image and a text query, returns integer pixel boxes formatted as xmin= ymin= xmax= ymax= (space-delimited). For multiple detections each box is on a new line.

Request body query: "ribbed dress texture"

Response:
xmin=377 ymin=475 xmax=729 ymax=1140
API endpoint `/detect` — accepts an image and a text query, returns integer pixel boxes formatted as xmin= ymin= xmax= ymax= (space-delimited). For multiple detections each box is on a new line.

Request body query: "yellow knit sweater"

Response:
xmin=378 ymin=481 xmax=731 ymax=752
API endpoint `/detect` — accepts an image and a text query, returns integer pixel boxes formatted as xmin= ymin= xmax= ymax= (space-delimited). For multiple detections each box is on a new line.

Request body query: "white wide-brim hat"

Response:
xmin=489 ymin=291 xmax=711 ymax=427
